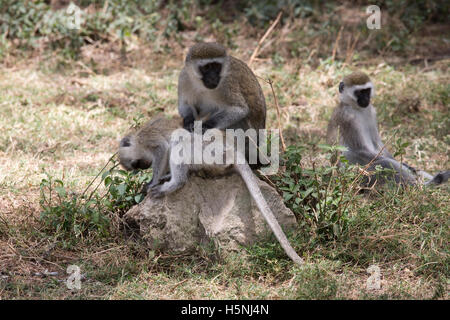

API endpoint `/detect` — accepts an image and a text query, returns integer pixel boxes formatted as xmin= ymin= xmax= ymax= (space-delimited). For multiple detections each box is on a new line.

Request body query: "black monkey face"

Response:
xmin=354 ymin=88 xmax=371 ymax=108
xmin=130 ymin=159 xmax=151 ymax=170
xmin=119 ymin=136 xmax=152 ymax=171
xmin=120 ymin=156 xmax=151 ymax=171
xmin=199 ymin=62 xmax=222 ymax=89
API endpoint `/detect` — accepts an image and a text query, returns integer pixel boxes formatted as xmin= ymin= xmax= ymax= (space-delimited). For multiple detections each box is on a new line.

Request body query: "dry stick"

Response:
xmin=170 ymin=279 xmax=189 ymax=292
xmin=268 ymin=78 xmax=287 ymax=152
xmin=312 ymin=162 xmax=322 ymax=222
xmin=7 ymin=243 xmax=64 ymax=271
xmin=88 ymin=163 xmax=120 ymax=203
xmin=248 ymin=12 xmax=283 ymax=67
xmin=343 ymin=32 xmax=360 ymax=68
xmin=331 ymin=26 xmax=344 ymax=63
xmin=254 ymin=74 xmax=287 ymax=153
xmin=80 ymin=152 xmax=118 ymax=201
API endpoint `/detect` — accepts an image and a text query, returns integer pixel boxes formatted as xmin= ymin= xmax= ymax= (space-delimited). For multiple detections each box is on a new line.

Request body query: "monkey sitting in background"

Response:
xmin=119 ymin=115 xmax=304 ymax=266
xmin=327 ymin=71 xmax=449 ymax=186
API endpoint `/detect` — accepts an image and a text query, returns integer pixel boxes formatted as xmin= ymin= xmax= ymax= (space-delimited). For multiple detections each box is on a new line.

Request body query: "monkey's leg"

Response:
xmin=368 ymin=157 xmax=417 ymax=186
xmin=401 ymin=162 xmax=417 ymax=174
xmin=425 ymin=170 xmax=450 ymax=185
xmin=203 ymin=106 xmax=249 ymax=130
xmin=344 ymin=149 xmax=380 ymax=166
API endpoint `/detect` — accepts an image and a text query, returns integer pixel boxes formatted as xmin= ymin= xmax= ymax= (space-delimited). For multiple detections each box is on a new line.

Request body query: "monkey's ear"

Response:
xmin=339 ymin=82 xmax=344 ymax=93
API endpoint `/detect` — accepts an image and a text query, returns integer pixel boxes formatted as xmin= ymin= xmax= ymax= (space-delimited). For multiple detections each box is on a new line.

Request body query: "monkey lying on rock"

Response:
xmin=327 ymin=71 xmax=449 ymax=186
xmin=119 ymin=115 xmax=304 ymax=266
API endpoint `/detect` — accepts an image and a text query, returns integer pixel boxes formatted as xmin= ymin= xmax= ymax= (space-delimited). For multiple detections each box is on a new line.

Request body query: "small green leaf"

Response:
xmin=55 ymin=186 xmax=66 ymax=198
xmin=117 ymin=184 xmax=127 ymax=196
xmin=135 ymin=194 xmax=144 ymax=203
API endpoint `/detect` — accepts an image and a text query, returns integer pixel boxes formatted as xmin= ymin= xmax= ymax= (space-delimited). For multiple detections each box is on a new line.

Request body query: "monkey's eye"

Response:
xmin=120 ymin=137 xmax=131 ymax=147
xmin=339 ymin=82 xmax=344 ymax=93
xmin=199 ymin=62 xmax=222 ymax=75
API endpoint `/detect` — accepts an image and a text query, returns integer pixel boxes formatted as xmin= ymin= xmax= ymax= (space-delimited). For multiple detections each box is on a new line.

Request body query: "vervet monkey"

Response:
xmin=119 ymin=116 xmax=304 ymax=266
xmin=119 ymin=116 xmax=181 ymax=189
xmin=327 ymin=71 xmax=449 ymax=186
xmin=178 ymin=42 xmax=267 ymax=167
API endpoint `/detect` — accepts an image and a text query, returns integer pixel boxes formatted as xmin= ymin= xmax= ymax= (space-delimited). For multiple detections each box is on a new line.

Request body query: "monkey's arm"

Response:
xmin=326 ymin=117 xmax=339 ymax=146
xmin=178 ymin=70 xmax=198 ymax=131
xmin=178 ymin=99 xmax=197 ymax=131
xmin=150 ymin=155 xmax=189 ymax=198
xmin=203 ymin=105 xmax=249 ymax=130
xmin=143 ymin=143 xmax=170 ymax=193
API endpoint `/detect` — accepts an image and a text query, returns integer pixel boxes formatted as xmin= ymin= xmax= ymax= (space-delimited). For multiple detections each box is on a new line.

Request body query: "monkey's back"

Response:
xmin=229 ymin=56 xmax=266 ymax=131
xmin=136 ymin=115 xmax=183 ymax=148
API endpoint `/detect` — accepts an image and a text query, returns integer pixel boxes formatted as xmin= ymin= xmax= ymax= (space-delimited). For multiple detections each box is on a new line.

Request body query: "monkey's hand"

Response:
xmin=160 ymin=173 xmax=171 ymax=182
xmin=141 ymin=175 xmax=169 ymax=196
xmin=201 ymin=119 xmax=216 ymax=134
xmin=183 ymin=113 xmax=195 ymax=132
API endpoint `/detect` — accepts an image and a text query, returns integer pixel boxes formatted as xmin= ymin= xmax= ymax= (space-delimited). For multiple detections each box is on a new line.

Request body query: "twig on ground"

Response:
xmin=331 ymin=26 xmax=344 ymax=63
xmin=254 ymin=74 xmax=287 ymax=152
xmin=248 ymin=12 xmax=282 ymax=67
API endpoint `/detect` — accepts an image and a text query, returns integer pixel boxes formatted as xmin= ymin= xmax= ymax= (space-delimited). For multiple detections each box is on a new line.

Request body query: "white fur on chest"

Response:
xmin=187 ymin=84 xmax=224 ymax=115
xmin=342 ymin=104 xmax=380 ymax=153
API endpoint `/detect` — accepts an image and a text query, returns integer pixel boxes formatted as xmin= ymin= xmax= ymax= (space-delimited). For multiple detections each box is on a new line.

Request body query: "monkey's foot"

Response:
xmin=149 ymin=185 xmax=167 ymax=198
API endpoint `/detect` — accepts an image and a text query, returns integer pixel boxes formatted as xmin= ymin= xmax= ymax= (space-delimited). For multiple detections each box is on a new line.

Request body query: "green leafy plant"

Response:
xmin=270 ymin=144 xmax=363 ymax=240
xmin=0 ymin=0 xmax=162 ymax=57
xmin=39 ymin=155 xmax=152 ymax=242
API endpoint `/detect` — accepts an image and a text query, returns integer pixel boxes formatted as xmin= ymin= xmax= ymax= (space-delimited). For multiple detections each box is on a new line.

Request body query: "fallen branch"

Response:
xmin=248 ymin=12 xmax=282 ymax=67
xmin=255 ymin=74 xmax=287 ymax=152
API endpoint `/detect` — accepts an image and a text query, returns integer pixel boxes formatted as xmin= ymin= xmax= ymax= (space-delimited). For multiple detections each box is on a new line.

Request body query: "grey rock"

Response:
xmin=123 ymin=174 xmax=297 ymax=254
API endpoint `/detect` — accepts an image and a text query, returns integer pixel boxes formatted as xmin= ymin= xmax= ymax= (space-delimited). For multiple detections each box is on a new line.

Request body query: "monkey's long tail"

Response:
xmin=235 ymin=163 xmax=304 ymax=266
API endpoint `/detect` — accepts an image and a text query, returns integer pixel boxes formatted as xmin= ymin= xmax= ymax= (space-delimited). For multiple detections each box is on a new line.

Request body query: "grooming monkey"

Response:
xmin=179 ymin=42 xmax=266 ymax=131
xmin=327 ymin=71 xmax=449 ymax=186
xmin=119 ymin=115 xmax=304 ymax=266
xmin=178 ymin=42 xmax=266 ymax=167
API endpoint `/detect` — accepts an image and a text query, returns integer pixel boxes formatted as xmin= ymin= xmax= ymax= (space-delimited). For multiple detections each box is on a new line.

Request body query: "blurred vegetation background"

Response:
xmin=0 ymin=0 xmax=448 ymax=62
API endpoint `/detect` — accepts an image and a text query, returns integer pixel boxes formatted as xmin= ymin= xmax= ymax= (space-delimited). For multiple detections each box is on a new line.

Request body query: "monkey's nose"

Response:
xmin=131 ymin=160 xmax=139 ymax=169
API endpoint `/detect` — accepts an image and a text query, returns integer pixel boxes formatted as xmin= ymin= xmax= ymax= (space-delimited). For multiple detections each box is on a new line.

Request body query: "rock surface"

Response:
xmin=123 ymin=174 xmax=297 ymax=254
